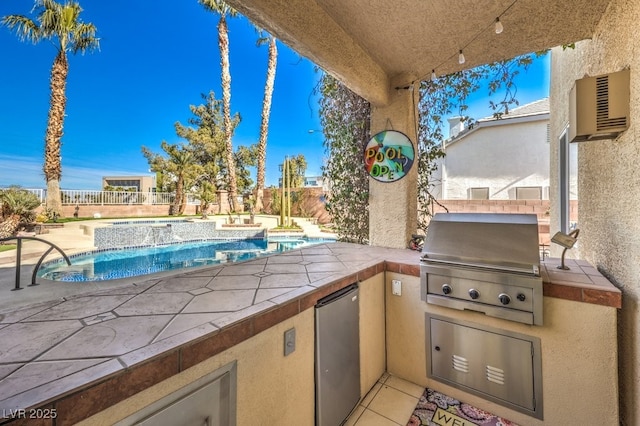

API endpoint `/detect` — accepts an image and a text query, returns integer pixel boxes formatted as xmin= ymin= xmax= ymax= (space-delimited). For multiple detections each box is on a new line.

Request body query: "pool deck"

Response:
xmin=0 ymin=217 xmax=334 ymax=311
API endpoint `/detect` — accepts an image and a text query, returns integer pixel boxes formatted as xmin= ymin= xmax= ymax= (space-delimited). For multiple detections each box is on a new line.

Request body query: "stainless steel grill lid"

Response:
xmin=422 ymin=213 xmax=540 ymax=275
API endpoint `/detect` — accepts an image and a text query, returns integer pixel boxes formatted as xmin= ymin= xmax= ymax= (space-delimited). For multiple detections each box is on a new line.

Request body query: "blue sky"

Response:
xmin=446 ymin=53 xmax=550 ymax=133
xmin=0 ymin=0 xmax=549 ymax=190
xmin=0 ymin=0 xmax=324 ymax=190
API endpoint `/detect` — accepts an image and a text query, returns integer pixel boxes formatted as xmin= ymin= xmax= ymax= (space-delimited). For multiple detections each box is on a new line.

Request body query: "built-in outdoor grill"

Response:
xmin=420 ymin=212 xmax=543 ymax=325
xmin=421 ymin=213 xmax=545 ymax=419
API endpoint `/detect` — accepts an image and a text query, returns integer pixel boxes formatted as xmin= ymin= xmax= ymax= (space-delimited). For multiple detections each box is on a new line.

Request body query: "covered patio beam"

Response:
xmin=226 ymin=0 xmax=392 ymax=106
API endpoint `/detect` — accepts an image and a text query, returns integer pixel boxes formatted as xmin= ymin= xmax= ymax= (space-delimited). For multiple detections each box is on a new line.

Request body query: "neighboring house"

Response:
xmin=303 ymin=175 xmax=324 ymax=188
xmin=431 ymin=98 xmax=550 ymax=200
xmin=278 ymin=175 xmax=327 ymax=189
xmin=102 ymin=175 xmax=156 ymax=192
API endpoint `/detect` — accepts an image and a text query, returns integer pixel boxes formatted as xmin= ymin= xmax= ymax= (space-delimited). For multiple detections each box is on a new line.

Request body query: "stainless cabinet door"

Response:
xmin=116 ymin=361 xmax=236 ymax=426
xmin=429 ymin=317 xmax=536 ymax=411
xmin=135 ymin=373 xmax=229 ymax=426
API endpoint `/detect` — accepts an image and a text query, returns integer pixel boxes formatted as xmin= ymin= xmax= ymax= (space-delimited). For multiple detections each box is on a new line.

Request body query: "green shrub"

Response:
xmin=0 ymin=186 xmax=41 ymax=223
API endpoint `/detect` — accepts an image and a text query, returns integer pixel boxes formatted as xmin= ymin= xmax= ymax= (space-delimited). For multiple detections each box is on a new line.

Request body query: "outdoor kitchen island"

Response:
xmin=0 ymin=242 xmax=621 ymax=425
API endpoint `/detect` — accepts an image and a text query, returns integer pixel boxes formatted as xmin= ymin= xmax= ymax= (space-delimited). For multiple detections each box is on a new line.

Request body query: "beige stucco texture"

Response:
xmin=368 ymin=88 xmax=419 ymax=248
xmin=228 ymin=0 xmax=610 ymax=107
xmin=385 ymin=272 xmax=619 ymax=426
xmin=358 ymin=273 xmax=387 ymax=394
xmin=79 ymin=310 xmax=315 ymax=426
xmin=549 ymin=0 xmax=640 ymax=424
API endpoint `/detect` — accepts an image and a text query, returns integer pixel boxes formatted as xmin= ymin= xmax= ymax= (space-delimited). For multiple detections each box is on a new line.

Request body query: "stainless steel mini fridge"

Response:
xmin=315 ymin=283 xmax=360 ymax=426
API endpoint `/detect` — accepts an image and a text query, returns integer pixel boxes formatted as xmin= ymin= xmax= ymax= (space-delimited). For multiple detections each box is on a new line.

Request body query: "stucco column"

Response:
xmin=369 ymin=86 xmax=418 ymax=248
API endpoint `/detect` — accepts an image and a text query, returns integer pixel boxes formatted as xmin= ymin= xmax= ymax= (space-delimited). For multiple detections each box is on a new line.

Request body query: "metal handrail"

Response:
xmin=0 ymin=236 xmax=71 ymax=290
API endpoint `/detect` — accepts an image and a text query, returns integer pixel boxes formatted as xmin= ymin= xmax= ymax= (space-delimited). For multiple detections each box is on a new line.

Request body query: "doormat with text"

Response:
xmin=407 ymin=388 xmax=519 ymax=426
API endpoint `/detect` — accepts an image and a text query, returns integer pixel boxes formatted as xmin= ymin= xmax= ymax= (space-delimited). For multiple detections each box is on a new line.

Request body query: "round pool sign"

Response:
xmin=364 ymin=130 xmax=415 ymax=182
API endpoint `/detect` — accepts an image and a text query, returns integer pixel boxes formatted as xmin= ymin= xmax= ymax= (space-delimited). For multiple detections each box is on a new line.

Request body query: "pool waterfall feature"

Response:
xmin=38 ymin=219 xmax=333 ymax=282
xmin=94 ymin=220 xmax=266 ymax=249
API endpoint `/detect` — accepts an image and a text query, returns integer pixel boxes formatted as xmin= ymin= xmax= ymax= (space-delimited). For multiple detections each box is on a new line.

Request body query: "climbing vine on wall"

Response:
xmin=318 ymin=73 xmax=371 ymax=244
xmin=318 ymin=51 xmax=546 ymax=241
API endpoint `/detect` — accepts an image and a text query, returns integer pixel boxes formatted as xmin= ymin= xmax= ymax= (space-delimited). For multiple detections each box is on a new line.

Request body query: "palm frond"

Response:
xmin=71 ymin=22 xmax=100 ymax=54
xmin=199 ymin=0 xmax=238 ymax=17
xmin=1 ymin=15 xmax=41 ymax=43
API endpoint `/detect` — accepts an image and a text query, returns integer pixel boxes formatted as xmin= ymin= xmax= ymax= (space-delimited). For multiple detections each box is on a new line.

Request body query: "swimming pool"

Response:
xmin=38 ymin=237 xmax=334 ymax=282
xmin=109 ymin=219 xmax=189 ymax=226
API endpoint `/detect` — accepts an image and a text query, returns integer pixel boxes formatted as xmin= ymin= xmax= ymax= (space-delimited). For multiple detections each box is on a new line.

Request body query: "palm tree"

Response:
xmin=287 ymin=154 xmax=308 ymax=188
xmin=2 ymin=0 xmax=99 ymax=217
xmin=199 ymin=0 xmax=240 ymax=212
xmin=171 ymin=149 xmax=194 ymax=216
xmin=254 ymin=30 xmax=278 ymax=213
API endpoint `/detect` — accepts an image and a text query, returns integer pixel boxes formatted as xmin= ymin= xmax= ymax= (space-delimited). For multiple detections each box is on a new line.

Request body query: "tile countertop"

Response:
xmin=0 ymin=242 xmax=621 ymax=424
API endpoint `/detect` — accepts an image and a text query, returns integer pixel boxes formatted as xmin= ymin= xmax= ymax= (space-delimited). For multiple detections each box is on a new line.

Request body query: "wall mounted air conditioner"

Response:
xmin=569 ymin=69 xmax=630 ymax=142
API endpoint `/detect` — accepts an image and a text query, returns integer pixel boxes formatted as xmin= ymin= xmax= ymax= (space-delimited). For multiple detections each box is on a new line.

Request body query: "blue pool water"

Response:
xmin=39 ymin=237 xmax=334 ymax=282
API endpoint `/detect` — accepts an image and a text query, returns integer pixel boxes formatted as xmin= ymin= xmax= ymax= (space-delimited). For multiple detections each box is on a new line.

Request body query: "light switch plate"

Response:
xmin=392 ymin=279 xmax=402 ymax=296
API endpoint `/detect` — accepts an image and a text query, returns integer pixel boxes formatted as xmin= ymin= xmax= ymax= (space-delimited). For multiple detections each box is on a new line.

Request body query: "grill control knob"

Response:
xmin=468 ymin=289 xmax=480 ymax=300
xmin=517 ymin=293 xmax=526 ymax=302
xmin=442 ymin=284 xmax=452 ymax=295
xmin=498 ymin=293 xmax=511 ymax=305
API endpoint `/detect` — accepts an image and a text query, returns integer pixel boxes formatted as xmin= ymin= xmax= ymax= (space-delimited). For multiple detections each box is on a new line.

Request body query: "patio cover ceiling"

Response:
xmin=226 ymin=0 xmax=611 ymax=106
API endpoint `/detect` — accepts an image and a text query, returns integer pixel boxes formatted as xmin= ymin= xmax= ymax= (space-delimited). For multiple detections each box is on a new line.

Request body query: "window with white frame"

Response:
xmin=516 ymin=186 xmax=542 ymax=200
xmin=559 ymin=126 xmax=579 ymax=233
xmin=469 ymin=187 xmax=489 ymax=200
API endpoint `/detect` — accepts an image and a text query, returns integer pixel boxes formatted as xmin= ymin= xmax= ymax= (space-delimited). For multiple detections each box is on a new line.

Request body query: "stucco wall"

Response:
xmin=385 ymin=273 xmax=619 ymax=425
xmin=359 ymin=273 xmax=387 ymax=395
xmin=549 ymin=1 xmax=640 ymax=424
xmin=50 ymin=204 xmax=197 ymax=218
xmin=262 ymin=187 xmax=331 ymax=224
xmin=40 ymin=187 xmax=331 ymax=223
xmin=369 ymin=87 xmax=419 ymax=248
xmin=79 ymin=310 xmax=316 ymax=426
xmin=436 ymin=119 xmax=550 ymax=199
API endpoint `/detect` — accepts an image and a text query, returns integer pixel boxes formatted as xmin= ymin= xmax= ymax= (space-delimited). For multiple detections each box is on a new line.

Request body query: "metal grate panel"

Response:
xmin=596 ymin=75 xmax=628 ymax=131
xmin=452 ymin=355 xmax=469 ymax=373
xmin=486 ymin=365 xmax=505 ymax=385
